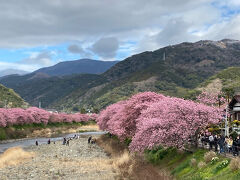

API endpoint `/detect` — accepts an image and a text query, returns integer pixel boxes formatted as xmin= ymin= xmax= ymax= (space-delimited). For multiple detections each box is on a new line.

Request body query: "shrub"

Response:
xmin=198 ymin=161 xmax=206 ymax=169
xmin=210 ymin=157 xmax=219 ymax=165
xmin=190 ymin=158 xmax=197 ymax=167
xmin=230 ymin=158 xmax=240 ymax=171
xmin=214 ymin=160 xmax=230 ymax=173
xmin=204 ymin=151 xmax=216 ymax=163
xmin=0 ymin=128 xmax=6 ymax=140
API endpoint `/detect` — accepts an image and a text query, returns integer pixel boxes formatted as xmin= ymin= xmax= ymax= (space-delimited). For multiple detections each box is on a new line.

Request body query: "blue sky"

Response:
xmin=0 ymin=0 xmax=240 ymax=72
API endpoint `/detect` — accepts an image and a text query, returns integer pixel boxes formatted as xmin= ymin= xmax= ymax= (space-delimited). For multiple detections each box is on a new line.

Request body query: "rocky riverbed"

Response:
xmin=0 ymin=135 xmax=118 ymax=180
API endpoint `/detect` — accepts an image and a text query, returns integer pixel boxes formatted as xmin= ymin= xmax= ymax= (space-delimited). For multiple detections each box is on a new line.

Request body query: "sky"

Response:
xmin=0 ymin=0 xmax=240 ymax=72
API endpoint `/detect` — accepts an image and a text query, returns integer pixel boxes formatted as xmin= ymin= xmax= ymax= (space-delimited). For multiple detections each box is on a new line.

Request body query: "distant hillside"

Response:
xmin=0 ymin=69 xmax=28 ymax=77
xmin=197 ymin=67 xmax=240 ymax=98
xmin=0 ymin=73 xmax=106 ymax=108
xmin=34 ymin=59 xmax=119 ymax=76
xmin=0 ymin=84 xmax=27 ymax=108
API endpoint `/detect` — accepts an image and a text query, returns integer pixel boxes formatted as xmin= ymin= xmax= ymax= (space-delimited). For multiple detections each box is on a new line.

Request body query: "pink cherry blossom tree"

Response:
xmin=129 ymin=97 xmax=222 ymax=151
xmin=197 ymin=91 xmax=226 ymax=108
xmin=0 ymin=107 xmax=92 ymax=127
xmin=96 ymin=92 xmax=165 ymax=139
xmin=97 ymin=92 xmax=222 ymax=152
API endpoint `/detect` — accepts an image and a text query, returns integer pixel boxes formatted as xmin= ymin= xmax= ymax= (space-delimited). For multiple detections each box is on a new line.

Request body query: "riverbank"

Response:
xmin=0 ymin=121 xmax=98 ymax=141
xmin=97 ymin=134 xmax=240 ymax=180
xmin=97 ymin=134 xmax=173 ymax=180
xmin=0 ymin=134 xmax=118 ymax=180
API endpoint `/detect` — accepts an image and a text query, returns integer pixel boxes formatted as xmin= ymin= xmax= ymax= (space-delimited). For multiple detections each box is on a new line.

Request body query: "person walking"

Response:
xmin=48 ymin=139 xmax=51 ymax=144
xmin=35 ymin=140 xmax=38 ymax=146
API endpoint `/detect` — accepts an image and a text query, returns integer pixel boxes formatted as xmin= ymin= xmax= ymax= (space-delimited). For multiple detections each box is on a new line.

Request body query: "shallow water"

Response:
xmin=0 ymin=131 xmax=107 ymax=153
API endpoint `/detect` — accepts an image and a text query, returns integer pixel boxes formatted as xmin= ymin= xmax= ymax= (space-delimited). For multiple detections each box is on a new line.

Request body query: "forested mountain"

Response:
xmin=1 ymin=39 xmax=240 ymax=110
xmin=51 ymin=39 xmax=240 ymax=110
xmin=34 ymin=59 xmax=119 ymax=76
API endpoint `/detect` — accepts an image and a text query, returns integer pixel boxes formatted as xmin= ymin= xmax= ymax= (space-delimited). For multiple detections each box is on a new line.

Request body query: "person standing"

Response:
xmin=35 ymin=140 xmax=38 ymax=146
xmin=88 ymin=136 xmax=92 ymax=144
xmin=214 ymin=135 xmax=218 ymax=152
xmin=233 ymin=136 xmax=239 ymax=156
xmin=63 ymin=138 xmax=66 ymax=145
xmin=218 ymin=135 xmax=225 ymax=154
xmin=209 ymin=134 xmax=214 ymax=150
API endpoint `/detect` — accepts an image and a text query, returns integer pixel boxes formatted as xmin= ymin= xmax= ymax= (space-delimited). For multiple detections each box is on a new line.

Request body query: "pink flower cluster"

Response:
xmin=0 ymin=107 xmax=95 ymax=127
xmin=197 ymin=91 xmax=226 ymax=107
xmin=96 ymin=92 xmax=222 ymax=152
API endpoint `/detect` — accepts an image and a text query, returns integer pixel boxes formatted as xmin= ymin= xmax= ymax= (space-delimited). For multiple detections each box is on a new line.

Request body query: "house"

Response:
xmin=228 ymin=93 xmax=240 ymax=134
xmin=228 ymin=94 xmax=240 ymax=121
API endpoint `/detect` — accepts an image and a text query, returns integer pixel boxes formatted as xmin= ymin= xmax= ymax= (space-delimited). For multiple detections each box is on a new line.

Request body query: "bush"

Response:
xmin=214 ymin=160 xmax=230 ymax=173
xmin=230 ymin=158 xmax=240 ymax=171
xmin=0 ymin=128 xmax=6 ymax=140
xmin=198 ymin=161 xmax=206 ymax=169
xmin=204 ymin=151 xmax=216 ymax=163
xmin=230 ymin=131 xmax=238 ymax=140
xmin=190 ymin=158 xmax=197 ymax=167
xmin=210 ymin=157 xmax=219 ymax=165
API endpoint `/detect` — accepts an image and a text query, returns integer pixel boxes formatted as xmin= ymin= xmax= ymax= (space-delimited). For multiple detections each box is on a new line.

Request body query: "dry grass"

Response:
xmin=229 ymin=158 xmax=240 ymax=171
xmin=198 ymin=161 xmax=207 ymax=169
xmin=97 ymin=135 xmax=173 ymax=180
xmin=0 ymin=147 xmax=34 ymax=168
xmin=190 ymin=158 xmax=197 ymax=167
xmin=204 ymin=151 xmax=216 ymax=163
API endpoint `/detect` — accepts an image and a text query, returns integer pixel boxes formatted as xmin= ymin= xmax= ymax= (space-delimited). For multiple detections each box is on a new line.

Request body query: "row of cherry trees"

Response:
xmin=0 ymin=107 xmax=97 ymax=127
xmin=96 ymin=92 xmax=223 ymax=152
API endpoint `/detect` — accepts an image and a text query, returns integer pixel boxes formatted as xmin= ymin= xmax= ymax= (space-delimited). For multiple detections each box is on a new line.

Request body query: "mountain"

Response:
xmin=34 ymin=59 xmax=119 ymax=76
xmin=2 ymin=39 xmax=240 ymax=110
xmin=51 ymin=39 xmax=240 ymax=110
xmin=0 ymin=69 xmax=28 ymax=77
xmin=0 ymin=73 xmax=106 ymax=108
xmin=0 ymin=84 xmax=27 ymax=108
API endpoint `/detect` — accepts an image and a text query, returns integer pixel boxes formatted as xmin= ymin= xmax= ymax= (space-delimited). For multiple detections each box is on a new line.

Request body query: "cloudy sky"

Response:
xmin=0 ymin=0 xmax=240 ymax=72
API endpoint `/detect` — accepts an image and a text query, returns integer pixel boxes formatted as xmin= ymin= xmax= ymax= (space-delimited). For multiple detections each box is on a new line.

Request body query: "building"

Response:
xmin=228 ymin=93 xmax=240 ymax=134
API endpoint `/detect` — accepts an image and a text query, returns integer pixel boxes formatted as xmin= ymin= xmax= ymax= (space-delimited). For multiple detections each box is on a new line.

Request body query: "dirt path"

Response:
xmin=0 ymin=135 xmax=118 ymax=180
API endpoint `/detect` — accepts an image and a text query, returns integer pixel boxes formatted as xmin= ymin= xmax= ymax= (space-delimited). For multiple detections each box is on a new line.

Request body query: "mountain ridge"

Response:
xmin=34 ymin=59 xmax=119 ymax=76
xmin=1 ymin=39 xmax=240 ymax=110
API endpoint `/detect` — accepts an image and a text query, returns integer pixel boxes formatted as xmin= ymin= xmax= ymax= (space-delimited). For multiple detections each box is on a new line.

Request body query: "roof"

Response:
xmin=229 ymin=95 xmax=240 ymax=110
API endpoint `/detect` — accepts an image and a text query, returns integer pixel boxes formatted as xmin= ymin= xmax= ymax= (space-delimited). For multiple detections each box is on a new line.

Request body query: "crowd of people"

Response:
xmin=200 ymin=133 xmax=240 ymax=156
xmin=34 ymin=135 xmax=96 ymax=147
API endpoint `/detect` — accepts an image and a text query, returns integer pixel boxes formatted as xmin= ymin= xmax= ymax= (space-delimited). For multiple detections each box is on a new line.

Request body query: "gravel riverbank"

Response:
xmin=0 ymin=135 xmax=118 ymax=180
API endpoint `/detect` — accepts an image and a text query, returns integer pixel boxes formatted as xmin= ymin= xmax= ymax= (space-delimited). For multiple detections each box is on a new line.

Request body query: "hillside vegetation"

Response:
xmin=0 ymin=84 xmax=27 ymax=108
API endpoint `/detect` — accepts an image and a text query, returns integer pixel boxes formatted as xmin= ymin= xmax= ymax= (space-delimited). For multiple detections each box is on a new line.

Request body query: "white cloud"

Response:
xmin=90 ymin=37 xmax=119 ymax=59
xmin=20 ymin=51 xmax=54 ymax=66
xmin=0 ymin=0 xmax=238 ymax=62
xmin=0 ymin=61 xmax=39 ymax=72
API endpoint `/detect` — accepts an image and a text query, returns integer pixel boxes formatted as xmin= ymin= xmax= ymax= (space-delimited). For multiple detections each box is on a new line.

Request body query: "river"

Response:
xmin=0 ymin=131 xmax=107 ymax=153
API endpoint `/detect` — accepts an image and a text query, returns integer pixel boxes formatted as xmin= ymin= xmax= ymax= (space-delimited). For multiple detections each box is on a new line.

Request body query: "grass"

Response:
xmin=0 ymin=147 xmax=34 ymax=168
xmin=144 ymin=147 xmax=240 ymax=180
